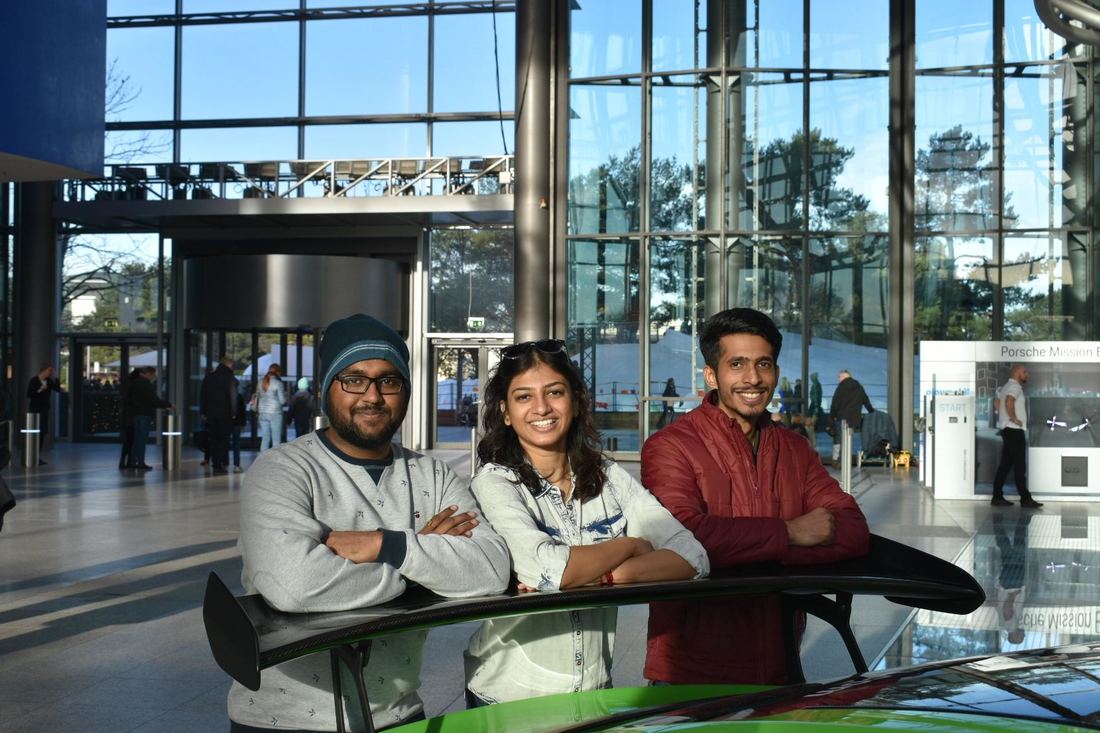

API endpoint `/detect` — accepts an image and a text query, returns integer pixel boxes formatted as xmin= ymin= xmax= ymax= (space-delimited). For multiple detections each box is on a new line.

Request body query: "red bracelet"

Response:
xmin=602 ymin=571 xmax=614 ymax=586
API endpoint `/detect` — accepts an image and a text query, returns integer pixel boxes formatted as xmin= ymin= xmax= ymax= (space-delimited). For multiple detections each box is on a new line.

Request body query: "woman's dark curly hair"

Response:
xmin=477 ymin=346 xmax=607 ymax=502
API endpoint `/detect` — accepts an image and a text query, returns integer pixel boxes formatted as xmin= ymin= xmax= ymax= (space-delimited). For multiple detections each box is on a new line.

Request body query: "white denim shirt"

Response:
xmin=256 ymin=376 xmax=287 ymax=415
xmin=464 ymin=460 xmax=708 ymax=703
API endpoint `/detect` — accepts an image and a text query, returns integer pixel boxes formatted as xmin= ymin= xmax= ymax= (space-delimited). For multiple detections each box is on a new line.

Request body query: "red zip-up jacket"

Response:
xmin=641 ymin=392 xmax=870 ymax=684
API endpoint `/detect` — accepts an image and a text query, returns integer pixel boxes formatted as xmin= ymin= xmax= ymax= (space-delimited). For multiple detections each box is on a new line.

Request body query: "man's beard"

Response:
xmin=327 ymin=401 xmax=407 ymax=451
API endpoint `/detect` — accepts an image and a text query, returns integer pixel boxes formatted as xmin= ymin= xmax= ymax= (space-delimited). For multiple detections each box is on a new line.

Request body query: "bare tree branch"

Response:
xmin=105 ymin=58 xmax=141 ymax=120
xmin=61 ymin=58 xmax=169 ymax=319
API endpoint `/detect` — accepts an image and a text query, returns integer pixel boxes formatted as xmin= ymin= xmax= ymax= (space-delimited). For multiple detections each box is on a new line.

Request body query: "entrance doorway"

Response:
xmin=70 ymin=337 xmax=163 ymax=442
xmin=186 ymin=328 xmax=318 ymax=448
xmin=430 ymin=339 xmax=507 ymax=449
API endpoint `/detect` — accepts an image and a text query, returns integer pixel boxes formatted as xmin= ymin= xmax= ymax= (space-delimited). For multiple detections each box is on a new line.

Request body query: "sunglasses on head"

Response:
xmin=501 ymin=339 xmax=567 ymax=360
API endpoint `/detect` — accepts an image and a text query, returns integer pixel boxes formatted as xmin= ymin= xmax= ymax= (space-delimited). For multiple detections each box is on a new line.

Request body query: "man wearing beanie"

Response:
xmin=230 ymin=314 xmax=510 ymax=732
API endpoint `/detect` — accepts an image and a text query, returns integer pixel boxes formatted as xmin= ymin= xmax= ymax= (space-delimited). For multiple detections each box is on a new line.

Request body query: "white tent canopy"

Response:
xmin=241 ymin=344 xmax=315 ymax=381
xmin=106 ymin=350 xmax=206 ymax=370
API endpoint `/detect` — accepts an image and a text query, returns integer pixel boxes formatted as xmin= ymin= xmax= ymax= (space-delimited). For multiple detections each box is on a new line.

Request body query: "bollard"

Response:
xmin=840 ymin=420 xmax=852 ymax=494
xmin=162 ymin=412 xmax=182 ymax=471
xmin=470 ymin=428 xmax=478 ymax=479
xmin=2 ymin=419 xmax=13 ymax=464
xmin=22 ymin=413 xmax=40 ymax=468
xmin=313 ymin=414 xmax=329 ymax=432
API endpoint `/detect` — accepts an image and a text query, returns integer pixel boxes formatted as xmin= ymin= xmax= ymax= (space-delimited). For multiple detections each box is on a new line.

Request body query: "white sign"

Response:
xmin=975 ymin=341 xmax=1100 ymax=363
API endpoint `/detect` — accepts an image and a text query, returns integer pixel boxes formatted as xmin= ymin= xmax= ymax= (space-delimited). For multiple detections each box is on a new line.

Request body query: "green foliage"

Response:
xmin=568 ymin=146 xmax=698 ymax=234
xmin=915 ymin=125 xmax=1012 ymax=232
xmin=429 ymin=229 xmax=514 ymax=334
xmin=60 ymin=239 xmax=163 ymax=334
xmin=912 ymin=125 xmax=1009 ymax=342
xmin=750 ymin=129 xmax=880 ymax=232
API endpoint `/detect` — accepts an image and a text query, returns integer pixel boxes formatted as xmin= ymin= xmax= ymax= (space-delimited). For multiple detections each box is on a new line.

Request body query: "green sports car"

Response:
xmin=387 ymin=645 xmax=1100 ymax=732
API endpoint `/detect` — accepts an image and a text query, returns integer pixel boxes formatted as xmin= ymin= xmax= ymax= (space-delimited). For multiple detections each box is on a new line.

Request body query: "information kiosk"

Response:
xmin=920 ymin=341 xmax=1100 ymax=501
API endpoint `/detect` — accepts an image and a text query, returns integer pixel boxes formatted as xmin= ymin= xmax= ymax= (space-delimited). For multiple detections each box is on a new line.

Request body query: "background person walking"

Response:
xmin=287 ymin=377 xmax=316 ymax=439
xmin=118 ymin=367 xmax=141 ymax=469
xmin=200 ymin=356 xmax=236 ymax=474
xmin=809 ymin=372 xmax=823 ymax=427
xmin=126 ymin=367 xmax=172 ymax=469
xmin=255 ymin=363 xmax=287 ymax=450
xmin=656 ymin=377 xmax=678 ymax=429
xmin=828 ymin=369 xmax=874 ymax=465
xmin=26 ymin=364 xmax=62 ymax=464
xmin=992 ymin=364 xmax=1042 ymax=509
xmin=229 ymin=379 xmax=247 ymax=472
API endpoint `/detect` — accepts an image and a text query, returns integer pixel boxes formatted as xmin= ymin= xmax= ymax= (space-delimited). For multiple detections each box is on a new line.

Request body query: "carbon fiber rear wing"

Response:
xmin=203 ymin=533 xmax=983 ymax=732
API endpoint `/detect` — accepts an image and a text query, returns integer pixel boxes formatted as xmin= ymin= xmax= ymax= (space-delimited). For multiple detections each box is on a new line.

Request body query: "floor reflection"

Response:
xmin=879 ymin=506 xmax=1100 ymax=669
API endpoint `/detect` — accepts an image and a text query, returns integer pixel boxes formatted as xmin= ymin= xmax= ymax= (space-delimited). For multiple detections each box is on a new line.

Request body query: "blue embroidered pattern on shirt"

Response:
xmin=534 ymin=517 xmax=562 ymax=539
xmin=582 ymin=511 xmax=622 ymax=536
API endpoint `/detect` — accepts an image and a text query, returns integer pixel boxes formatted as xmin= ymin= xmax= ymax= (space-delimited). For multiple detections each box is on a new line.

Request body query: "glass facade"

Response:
xmin=42 ymin=0 xmax=1097 ymax=452
xmin=85 ymin=3 xmax=519 ymax=448
xmin=104 ymin=5 xmax=515 ymax=163
xmin=565 ymin=0 xmax=1096 ymax=452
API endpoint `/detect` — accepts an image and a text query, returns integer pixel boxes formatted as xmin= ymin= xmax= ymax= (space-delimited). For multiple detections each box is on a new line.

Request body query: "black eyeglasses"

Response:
xmin=501 ymin=339 xmax=567 ymax=360
xmin=335 ymin=374 xmax=406 ymax=395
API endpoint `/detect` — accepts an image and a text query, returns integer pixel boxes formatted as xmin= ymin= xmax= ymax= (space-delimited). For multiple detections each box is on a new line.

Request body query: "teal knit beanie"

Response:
xmin=319 ymin=314 xmax=410 ymax=413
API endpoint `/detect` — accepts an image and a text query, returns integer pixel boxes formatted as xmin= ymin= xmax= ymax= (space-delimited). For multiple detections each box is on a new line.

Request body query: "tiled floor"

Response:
xmin=0 ymin=442 xmax=1093 ymax=731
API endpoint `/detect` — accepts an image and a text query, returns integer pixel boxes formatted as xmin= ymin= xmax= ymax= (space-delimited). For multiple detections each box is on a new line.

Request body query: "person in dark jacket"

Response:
xmin=200 ymin=356 xmax=237 ymax=474
xmin=640 ymin=308 xmax=869 ymax=686
xmin=26 ymin=364 xmax=62 ymax=462
xmin=229 ymin=379 xmax=247 ymax=472
xmin=656 ymin=377 xmax=678 ymax=429
xmin=808 ymin=372 xmax=823 ymax=427
xmin=126 ymin=367 xmax=172 ymax=469
xmin=828 ymin=369 xmax=874 ymax=464
xmin=119 ymin=367 xmax=142 ymax=469
xmin=287 ymin=377 xmax=316 ymax=439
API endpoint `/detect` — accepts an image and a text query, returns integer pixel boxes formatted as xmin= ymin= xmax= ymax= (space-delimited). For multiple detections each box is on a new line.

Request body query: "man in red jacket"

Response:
xmin=641 ymin=308 xmax=870 ymax=685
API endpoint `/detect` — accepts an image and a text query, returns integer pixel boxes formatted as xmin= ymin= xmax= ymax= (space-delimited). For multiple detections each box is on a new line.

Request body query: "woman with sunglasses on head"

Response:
xmin=463 ymin=339 xmax=708 ymax=706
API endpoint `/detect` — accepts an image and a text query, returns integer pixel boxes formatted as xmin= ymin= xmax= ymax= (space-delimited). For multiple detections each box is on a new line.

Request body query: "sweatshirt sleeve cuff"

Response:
xmin=376 ymin=529 xmax=408 ymax=568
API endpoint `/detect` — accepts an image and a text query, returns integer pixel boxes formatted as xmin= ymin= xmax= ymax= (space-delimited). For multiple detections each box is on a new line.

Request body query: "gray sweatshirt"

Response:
xmin=228 ymin=432 xmax=510 ymax=731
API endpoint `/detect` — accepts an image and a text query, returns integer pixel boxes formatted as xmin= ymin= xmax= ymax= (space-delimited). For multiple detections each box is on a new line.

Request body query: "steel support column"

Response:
xmin=705 ymin=2 xmax=736 ymax=318
xmin=514 ymin=0 xmax=553 ymax=341
xmin=888 ymin=0 xmax=915 ymax=450
xmin=13 ymin=182 xmax=60 ymax=432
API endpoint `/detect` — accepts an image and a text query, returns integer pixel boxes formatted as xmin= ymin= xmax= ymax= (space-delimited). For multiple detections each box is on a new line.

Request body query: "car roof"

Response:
xmin=589 ymin=645 xmax=1100 ymax=731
